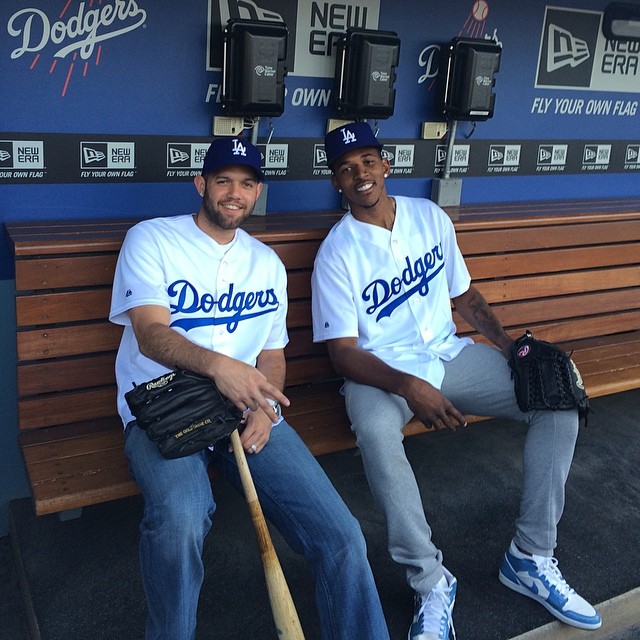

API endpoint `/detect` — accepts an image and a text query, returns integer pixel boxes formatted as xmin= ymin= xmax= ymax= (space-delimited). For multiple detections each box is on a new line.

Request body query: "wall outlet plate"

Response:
xmin=421 ymin=122 xmax=448 ymax=139
xmin=326 ymin=118 xmax=354 ymax=133
xmin=212 ymin=116 xmax=245 ymax=136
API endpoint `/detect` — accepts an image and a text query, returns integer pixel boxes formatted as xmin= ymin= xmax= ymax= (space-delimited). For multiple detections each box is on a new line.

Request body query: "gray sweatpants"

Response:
xmin=343 ymin=342 xmax=579 ymax=596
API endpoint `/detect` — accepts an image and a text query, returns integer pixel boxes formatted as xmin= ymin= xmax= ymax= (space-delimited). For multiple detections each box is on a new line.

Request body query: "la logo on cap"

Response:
xmin=342 ymin=128 xmax=357 ymax=144
xmin=232 ymin=140 xmax=247 ymax=156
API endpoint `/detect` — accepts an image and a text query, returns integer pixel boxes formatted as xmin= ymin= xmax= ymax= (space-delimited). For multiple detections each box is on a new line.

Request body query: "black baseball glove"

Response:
xmin=125 ymin=369 xmax=243 ymax=458
xmin=508 ymin=331 xmax=590 ymax=424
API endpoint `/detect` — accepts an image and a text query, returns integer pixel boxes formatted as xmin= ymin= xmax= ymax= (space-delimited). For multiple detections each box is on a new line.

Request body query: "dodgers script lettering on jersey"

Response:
xmin=168 ymin=280 xmax=279 ymax=333
xmin=363 ymin=243 xmax=444 ymax=321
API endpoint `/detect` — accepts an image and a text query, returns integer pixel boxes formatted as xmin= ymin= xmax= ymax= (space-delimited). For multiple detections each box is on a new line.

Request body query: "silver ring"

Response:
xmin=250 ymin=444 xmax=257 ymax=453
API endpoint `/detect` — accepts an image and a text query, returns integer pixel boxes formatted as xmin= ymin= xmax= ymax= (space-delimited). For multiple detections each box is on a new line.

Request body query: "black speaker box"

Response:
xmin=440 ymin=37 xmax=501 ymax=121
xmin=334 ymin=28 xmax=400 ymax=119
xmin=222 ymin=19 xmax=288 ymax=117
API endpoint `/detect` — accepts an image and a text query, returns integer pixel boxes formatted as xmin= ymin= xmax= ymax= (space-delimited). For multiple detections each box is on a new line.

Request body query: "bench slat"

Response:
xmin=20 ymin=419 xmax=124 ymax=462
xmin=286 ymin=270 xmax=311 ymax=300
xmin=562 ymin=333 xmax=640 ymax=360
xmin=287 ymin=299 xmax=312 ymax=329
xmin=29 ymin=466 xmax=139 ymax=516
xmin=466 ymin=243 xmax=639 ymax=279
xmin=269 ymin=240 xmax=323 ymax=269
xmin=26 ymin=446 xmax=129 ymax=484
xmin=16 ymin=289 xmax=111 ymax=326
xmin=18 ymin=354 xmax=116 ymax=395
xmin=19 ymin=387 xmax=117 ymax=430
xmin=15 ymin=254 xmax=118 ymax=290
xmin=17 ymin=322 xmax=122 ymax=361
xmin=454 ymin=289 xmax=640 ymax=333
xmin=467 ymin=310 xmax=640 ymax=345
xmin=578 ymin=351 xmax=640 ymax=378
xmin=581 ymin=370 xmax=640 ymax=397
xmin=285 ymin=328 xmax=326 ymax=358
xmin=457 ymin=219 xmax=640 ymax=255
xmin=285 ymin=356 xmax=337 ymax=387
xmin=478 ymin=266 xmax=640 ymax=303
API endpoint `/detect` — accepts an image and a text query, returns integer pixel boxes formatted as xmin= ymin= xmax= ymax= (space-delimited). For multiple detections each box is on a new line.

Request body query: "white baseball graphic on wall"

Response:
xmin=472 ymin=0 xmax=489 ymax=21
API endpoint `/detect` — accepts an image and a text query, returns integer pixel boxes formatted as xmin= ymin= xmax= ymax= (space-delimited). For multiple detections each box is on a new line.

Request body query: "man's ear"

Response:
xmin=193 ymin=176 xmax=205 ymax=196
xmin=330 ymin=174 xmax=341 ymax=193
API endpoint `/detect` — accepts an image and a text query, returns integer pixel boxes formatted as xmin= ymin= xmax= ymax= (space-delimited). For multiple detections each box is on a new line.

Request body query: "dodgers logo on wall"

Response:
xmin=6 ymin=1 xmax=148 ymax=96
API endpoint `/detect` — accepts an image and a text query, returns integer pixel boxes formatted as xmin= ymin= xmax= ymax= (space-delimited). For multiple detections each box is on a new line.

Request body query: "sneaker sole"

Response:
xmin=498 ymin=568 xmax=602 ymax=630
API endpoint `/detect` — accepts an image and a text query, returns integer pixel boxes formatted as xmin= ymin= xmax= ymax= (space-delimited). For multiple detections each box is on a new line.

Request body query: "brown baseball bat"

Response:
xmin=230 ymin=429 xmax=305 ymax=639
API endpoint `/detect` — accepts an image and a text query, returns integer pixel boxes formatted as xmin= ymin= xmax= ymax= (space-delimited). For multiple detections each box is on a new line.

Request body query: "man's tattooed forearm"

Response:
xmin=466 ymin=290 xmax=507 ymax=343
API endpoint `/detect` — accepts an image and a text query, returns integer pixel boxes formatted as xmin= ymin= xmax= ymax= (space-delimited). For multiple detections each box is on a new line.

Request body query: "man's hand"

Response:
xmin=401 ymin=375 xmax=467 ymax=432
xmin=232 ymin=408 xmax=275 ymax=455
xmin=209 ymin=355 xmax=289 ymax=424
xmin=327 ymin=337 xmax=467 ymax=431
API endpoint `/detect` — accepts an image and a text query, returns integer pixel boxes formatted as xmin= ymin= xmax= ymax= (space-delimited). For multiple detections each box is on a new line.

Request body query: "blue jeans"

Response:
xmin=124 ymin=419 xmax=389 ymax=640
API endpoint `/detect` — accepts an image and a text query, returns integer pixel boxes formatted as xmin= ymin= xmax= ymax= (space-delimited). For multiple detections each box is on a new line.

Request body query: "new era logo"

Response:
xmin=547 ymin=23 xmax=590 ymax=72
xmin=536 ymin=8 xmax=600 ymax=89
xmin=169 ymin=148 xmax=190 ymax=163
xmin=83 ymin=147 xmax=106 ymax=164
xmin=538 ymin=145 xmax=567 ymax=166
xmin=626 ymin=145 xmax=640 ymax=163
xmin=80 ymin=141 xmax=135 ymax=169
xmin=583 ymin=144 xmax=611 ymax=164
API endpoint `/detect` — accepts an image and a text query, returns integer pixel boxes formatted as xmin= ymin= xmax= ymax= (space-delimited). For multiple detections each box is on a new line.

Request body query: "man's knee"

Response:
xmin=143 ymin=495 xmax=214 ymax=543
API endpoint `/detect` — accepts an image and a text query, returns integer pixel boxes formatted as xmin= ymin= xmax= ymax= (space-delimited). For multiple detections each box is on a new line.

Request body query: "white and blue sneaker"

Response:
xmin=408 ymin=567 xmax=457 ymax=640
xmin=499 ymin=541 xmax=601 ymax=630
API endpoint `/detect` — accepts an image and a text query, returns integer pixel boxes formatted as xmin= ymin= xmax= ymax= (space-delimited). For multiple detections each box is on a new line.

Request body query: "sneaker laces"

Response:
xmin=415 ymin=578 xmax=456 ymax=640
xmin=536 ymin=556 xmax=575 ymax=599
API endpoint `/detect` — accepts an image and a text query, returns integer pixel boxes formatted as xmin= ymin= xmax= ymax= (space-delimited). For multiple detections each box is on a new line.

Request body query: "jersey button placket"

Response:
xmin=216 ymin=261 xmax=228 ymax=338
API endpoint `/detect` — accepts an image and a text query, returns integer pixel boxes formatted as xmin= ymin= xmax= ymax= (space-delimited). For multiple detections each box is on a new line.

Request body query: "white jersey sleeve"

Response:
xmin=110 ymin=220 xmax=172 ymax=326
xmin=311 ymin=216 xmax=360 ymax=342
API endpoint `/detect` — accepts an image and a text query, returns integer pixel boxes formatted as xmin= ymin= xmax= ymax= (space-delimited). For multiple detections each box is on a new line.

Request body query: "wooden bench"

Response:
xmin=7 ymin=197 xmax=640 ymax=517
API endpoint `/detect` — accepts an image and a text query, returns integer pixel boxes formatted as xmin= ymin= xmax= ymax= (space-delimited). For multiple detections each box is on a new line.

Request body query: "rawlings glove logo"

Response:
xmin=145 ymin=372 xmax=177 ymax=390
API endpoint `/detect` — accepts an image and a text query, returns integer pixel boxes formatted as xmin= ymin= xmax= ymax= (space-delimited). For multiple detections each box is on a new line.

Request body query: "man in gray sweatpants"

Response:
xmin=311 ymin=122 xmax=601 ymax=640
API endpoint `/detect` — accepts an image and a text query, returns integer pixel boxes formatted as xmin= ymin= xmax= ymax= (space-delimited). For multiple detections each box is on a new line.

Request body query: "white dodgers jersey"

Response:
xmin=311 ymin=196 xmax=473 ymax=388
xmin=110 ymin=214 xmax=288 ymax=427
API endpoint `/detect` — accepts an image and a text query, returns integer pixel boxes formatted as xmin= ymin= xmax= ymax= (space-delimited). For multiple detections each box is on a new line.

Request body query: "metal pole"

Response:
xmin=443 ymin=119 xmax=457 ymax=179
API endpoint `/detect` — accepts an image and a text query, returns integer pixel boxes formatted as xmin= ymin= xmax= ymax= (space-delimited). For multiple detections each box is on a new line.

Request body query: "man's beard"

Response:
xmin=201 ymin=193 xmax=254 ymax=230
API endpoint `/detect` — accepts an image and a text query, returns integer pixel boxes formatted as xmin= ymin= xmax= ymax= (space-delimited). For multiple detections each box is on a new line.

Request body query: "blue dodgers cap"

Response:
xmin=201 ymin=137 xmax=263 ymax=181
xmin=324 ymin=121 xmax=383 ymax=169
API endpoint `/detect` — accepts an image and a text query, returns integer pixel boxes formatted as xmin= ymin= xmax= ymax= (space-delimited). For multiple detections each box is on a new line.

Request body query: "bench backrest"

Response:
xmin=9 ymin=199 xmax=640 ymax=438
